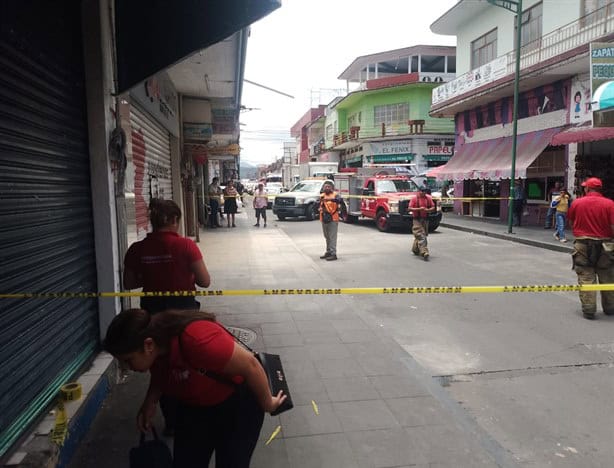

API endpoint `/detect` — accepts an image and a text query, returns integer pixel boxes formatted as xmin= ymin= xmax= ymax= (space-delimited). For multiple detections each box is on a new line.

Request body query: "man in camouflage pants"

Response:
xmin=409 ymin=188 xmax=436 ymax=261
xmin=568 ymin=177 xmax=614 ymax=319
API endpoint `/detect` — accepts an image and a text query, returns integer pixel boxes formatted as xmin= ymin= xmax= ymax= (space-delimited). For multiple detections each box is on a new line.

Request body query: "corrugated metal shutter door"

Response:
xmin=130 ymin=105 xmax=173 ymax=240
xmin=0 ymin=7 xmax=98 ymax=457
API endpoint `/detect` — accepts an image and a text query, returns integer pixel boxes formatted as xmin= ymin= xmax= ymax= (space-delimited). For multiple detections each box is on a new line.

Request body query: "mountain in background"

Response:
xmin=240 ymin=160 xmax=258 ymax=180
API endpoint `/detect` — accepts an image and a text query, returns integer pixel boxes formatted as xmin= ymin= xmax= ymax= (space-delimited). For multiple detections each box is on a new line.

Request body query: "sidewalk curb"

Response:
xmin=440 ymin=222 xmax=574 ymax=254
xmin=7 ymin=355 xmax=119 ymax=468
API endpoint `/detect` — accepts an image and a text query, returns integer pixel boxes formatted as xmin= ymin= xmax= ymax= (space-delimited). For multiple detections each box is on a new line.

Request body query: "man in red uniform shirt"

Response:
xmin=567 ymin=177 xmax=614 ymax=319
xmin=409 ymin=188 xmax=436 ymax=261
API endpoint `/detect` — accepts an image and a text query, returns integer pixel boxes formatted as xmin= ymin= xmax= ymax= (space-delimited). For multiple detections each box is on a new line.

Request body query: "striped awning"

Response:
xmin=436 ymin=128 xmax=562 ymax=181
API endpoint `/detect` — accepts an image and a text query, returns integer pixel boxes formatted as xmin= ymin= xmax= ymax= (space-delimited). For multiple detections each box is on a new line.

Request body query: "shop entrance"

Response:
xmin=463 ymin=180 xmax=501 ymax=218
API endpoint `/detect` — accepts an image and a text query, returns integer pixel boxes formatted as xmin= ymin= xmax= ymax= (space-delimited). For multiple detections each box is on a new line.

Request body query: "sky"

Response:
xmin=239 ymin=0 xmax=458 ymax=166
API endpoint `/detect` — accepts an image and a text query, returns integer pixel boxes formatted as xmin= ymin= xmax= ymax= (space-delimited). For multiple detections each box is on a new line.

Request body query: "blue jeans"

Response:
xmin=544 ymin=206 xmax=555 ymax=227
xmin=555 ymin=212 xmax=566 ymax=240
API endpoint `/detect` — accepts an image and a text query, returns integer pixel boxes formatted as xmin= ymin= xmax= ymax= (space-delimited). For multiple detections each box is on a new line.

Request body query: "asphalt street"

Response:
xmin=69 ymin=206 xmax=614 ymax=468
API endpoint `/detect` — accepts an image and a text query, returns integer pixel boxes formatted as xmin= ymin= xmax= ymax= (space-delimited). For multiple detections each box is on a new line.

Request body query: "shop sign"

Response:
xmin=130 ymin=71 xmax=179 ymax=137
xmin=212 ymin=108 xmax=236 ymax=134
xmin=432 ymin=56 xmax=507 ymax=105
xmin=591 ymin=43 xmax=614 ymax=97
xmin=366 ymin=140 xmax=412 ymax=156
xmin=426 ymin=145 xmax=454 ymax=155
xmin=183 ymin=122 xmax=213 ymax=141
xmin=207 ymin=143 xmax=240 ymax=156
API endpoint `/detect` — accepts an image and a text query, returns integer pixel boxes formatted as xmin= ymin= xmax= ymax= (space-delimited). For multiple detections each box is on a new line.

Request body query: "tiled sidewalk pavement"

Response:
xmin=198 ymin=209 xmax=504 ymax=468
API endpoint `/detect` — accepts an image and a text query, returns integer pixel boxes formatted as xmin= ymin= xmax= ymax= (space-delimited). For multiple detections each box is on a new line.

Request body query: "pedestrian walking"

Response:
xmin=207 ymin=177 xmax=222 ymax=228
xmin=512 ymin=179 xmax=526 ymax=227
xmin=319 ymin=180 xmax=344 ymax=261
xmin=567 ymin=177 xmax=614 ymax=320
xmin=409 ymin=188 xmax=436 ymax=261
xmin=252 ymin=183 xmax=268 ymax=227
xmin=103 ymin=309 xmax=287 ymax=468
xmin=223 ymin=180 xmax=238 ymax=228
xmin=123 ymin=198 xmax=212 ymax=434
xmin=552 ymin=187 xmax=571 ymax=243
xmin=544 ymin=180 xmax=563 ymax=229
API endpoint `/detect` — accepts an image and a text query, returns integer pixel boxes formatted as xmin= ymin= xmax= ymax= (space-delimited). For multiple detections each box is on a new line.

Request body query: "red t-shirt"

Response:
xmin=568 ymin=192 xmax=614 ymax=239
xmin=124 ymin=231 xmax=202 ymax=291
xmin=409 ymin=194 xmax=434 ymax=219
xmin=150 ymin=321 xmax=241 ymax=406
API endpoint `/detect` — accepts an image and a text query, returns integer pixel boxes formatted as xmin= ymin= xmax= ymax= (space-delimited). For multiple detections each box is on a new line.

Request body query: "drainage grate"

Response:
xmin=226 ymin=326 xmax=258 ymax=346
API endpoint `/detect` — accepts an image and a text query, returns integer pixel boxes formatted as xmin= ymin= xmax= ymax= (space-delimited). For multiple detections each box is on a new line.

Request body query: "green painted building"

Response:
xmin=325 ymin=45 xmax=456 ymax=173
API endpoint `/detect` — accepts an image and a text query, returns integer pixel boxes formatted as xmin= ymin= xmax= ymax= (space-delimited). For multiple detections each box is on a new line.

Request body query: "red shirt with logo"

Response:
xmin=568 ymin=192 xmax=614 ymax=239
xmin=124 ymin=231 xmax=202 ymax=291
xmin=409 ymin=194 xmax=434 ymax=219
xmin=150 ymin=321 xmax=241 ymax=406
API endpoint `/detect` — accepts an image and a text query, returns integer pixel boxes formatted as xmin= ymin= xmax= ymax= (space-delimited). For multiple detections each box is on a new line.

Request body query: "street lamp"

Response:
xmin=487 ymin=0 xmax=523 ymax=234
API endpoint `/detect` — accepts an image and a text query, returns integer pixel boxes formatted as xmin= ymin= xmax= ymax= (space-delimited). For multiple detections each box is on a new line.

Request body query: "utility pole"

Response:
xmin=487 ymin=0 xmax=523 ymax=234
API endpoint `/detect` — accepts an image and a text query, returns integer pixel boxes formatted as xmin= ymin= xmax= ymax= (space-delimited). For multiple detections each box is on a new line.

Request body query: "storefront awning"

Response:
xmin=426 ymin=164 xmax=448 ymax=178
xmin=437 ymin=128 xmax=561 ymax=181
xmin=115 ymin=0 xmax=281 ymax=93
xmin=551 ymin=125 xmax=614 ymax=145
xmin=367 ymin=154 xmax=415 ymax=163
xmin=592 ymin=81 xmax=614 ymax=111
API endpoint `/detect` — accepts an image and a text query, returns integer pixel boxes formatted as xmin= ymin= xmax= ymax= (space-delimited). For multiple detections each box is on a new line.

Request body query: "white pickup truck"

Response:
xmin=272 ymin=178 xmax=330 ymax=221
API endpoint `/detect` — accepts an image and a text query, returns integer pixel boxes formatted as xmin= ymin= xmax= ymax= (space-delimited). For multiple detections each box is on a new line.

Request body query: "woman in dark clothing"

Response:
xmin=104 ymin=309 xmax=286 ymax=468
xmin=223 ymin=180 xmax=238 ymax=228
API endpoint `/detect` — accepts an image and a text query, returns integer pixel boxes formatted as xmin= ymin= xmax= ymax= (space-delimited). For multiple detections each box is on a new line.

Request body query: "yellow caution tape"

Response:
xmin=60 ymin=382 xmax=82 ymax=401
xmin=50 ymin=400 xmax=68 ymax=446
xmin=2 ymin=284 xmax=614 ymax=299
xmin=265 ymin=425 xmax=281 ymax=445
xmin=311 ymin=400 xmax=319 ymax=415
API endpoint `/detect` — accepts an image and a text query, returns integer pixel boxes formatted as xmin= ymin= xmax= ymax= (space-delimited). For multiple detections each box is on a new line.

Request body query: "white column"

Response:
xmin=375 ymin=62 xmax=379 ymax=79
xmin=82 ymin=0 xmax=122 ymax=337
xmin=418 ymin=55 xmax=422 ymax=74
xmin=366 ymin=65 xmax=370 ymax=81
xmin=444 ymin=55 xmax=448 ymax=74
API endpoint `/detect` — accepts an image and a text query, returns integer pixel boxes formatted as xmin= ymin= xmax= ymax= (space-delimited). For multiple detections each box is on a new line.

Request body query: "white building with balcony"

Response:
xmin=431 ymin=0 xmax=614 ymax=223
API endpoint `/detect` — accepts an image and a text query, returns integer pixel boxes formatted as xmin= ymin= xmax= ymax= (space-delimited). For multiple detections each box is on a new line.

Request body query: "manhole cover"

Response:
xmin=226 ymin=326 xmax=257 ymax=346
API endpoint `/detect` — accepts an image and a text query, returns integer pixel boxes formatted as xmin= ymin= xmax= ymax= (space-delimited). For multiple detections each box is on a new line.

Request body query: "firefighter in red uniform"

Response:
xmin=409 ymin=188 xmax=436 ymax=261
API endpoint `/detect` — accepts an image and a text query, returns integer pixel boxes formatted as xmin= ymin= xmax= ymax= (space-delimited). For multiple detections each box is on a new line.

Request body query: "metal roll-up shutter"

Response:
xmin=0 ymin=3 xmax=98 ymax=458
xmin=130 ymin=104 xmax=173 ymax=240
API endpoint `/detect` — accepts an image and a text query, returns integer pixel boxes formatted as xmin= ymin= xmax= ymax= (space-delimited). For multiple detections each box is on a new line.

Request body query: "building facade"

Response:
xmin=326 ymin=45 xmax=457 ymax=174
xmin=0 ymin=0 xmax=279 ymax=461
xmin=431 ymin=0 xmax=614 ymax=223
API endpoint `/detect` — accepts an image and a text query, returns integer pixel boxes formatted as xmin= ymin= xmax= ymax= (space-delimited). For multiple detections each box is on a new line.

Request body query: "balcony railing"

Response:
xmin=331 ymin=119 xmax=453 ymax=146
xmin=432 ymin=3 xmax=614 ymax=107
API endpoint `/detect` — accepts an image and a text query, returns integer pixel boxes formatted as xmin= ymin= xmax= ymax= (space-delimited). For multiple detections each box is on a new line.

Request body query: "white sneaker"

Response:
xmin=553 ymin=232 xmax=560 ymax=240
xmin=560 ymin=238 xmax=568 ymax=243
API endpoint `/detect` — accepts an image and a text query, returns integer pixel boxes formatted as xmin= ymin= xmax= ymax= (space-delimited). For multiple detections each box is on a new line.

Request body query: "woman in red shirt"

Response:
xmin=104 ymin=309 xmax=286 ymax=467
xmin=123 ymin=198 xmax=212 ymax=434
xmin=123 ymin=198 xmax=211 ymax=314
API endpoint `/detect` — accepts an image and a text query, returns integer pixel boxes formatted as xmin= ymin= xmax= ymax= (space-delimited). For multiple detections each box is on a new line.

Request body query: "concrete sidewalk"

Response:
xmin=440 ymin=213 xmax=574 ymax=253
xmin=69 ymin=209 xmax=518 ymax=468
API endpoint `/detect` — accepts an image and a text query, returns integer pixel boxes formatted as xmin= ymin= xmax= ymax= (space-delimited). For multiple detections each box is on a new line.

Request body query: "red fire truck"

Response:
xmin=335 ymin=169 xmax=442 ymax=232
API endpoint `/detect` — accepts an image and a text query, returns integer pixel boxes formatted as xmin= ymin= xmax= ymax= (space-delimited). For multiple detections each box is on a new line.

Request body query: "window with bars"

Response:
xmin=326 ymin=124 xmax=333 ymax=140
xmin=373 ymin=103 xmax=409 ymax=125
xmin=471 ymin=29 xmax=498 ymax=69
